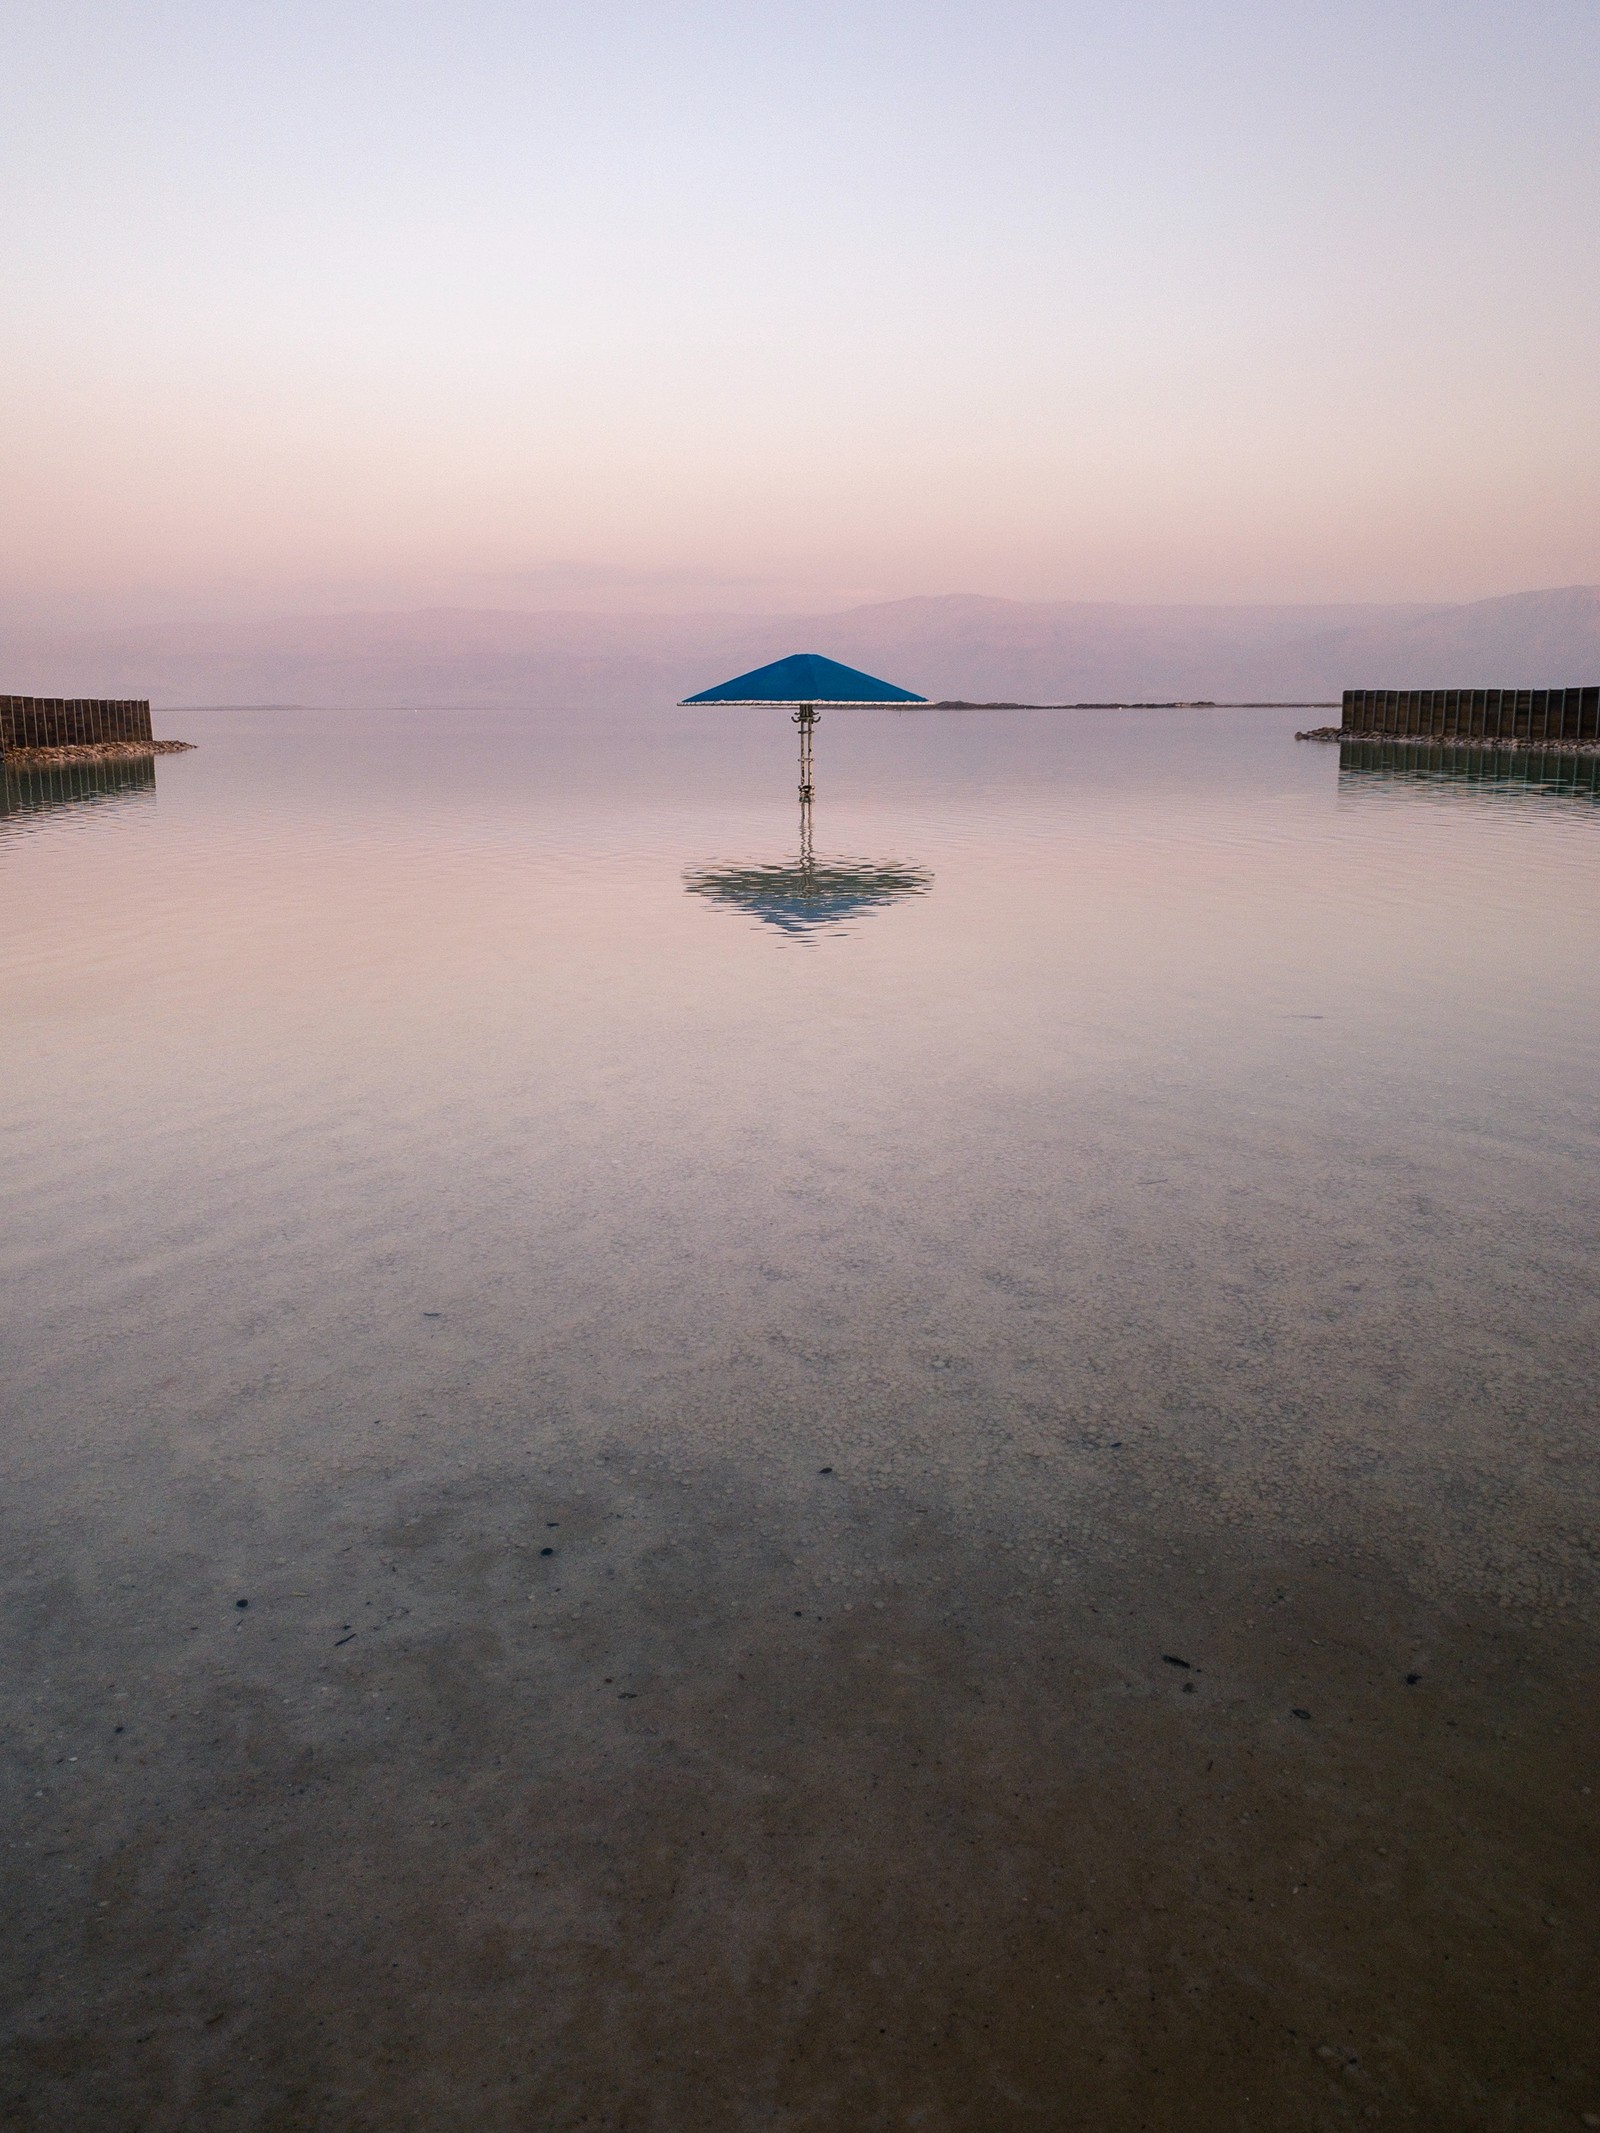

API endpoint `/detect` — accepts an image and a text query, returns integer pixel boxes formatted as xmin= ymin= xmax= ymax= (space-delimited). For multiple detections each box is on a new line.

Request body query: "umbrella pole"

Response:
xmin=794 ymin=703 xmax=817 ymax=867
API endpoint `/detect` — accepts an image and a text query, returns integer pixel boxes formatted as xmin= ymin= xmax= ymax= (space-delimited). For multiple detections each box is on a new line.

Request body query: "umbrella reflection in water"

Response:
xmin=679 ymin=654 xmax=933 ymax=939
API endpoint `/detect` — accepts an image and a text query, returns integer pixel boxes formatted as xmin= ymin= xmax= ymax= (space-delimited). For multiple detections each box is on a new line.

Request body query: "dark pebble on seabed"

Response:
xmin=818 ymin=1466 xmax=833 ymax=1475
xmin=540 ymin=1547 xmax=554 ymax=1557
xmin=1162 ymin=1654 xmax=1191 ymax=1669
xmin=1292 ymin=1708 xmax=1312 ymax=1721
xmin=235 ymin=1599 xmax=249 ymax=1610
xmin=1407 ymin=1673 xmax=1422 ymax=1685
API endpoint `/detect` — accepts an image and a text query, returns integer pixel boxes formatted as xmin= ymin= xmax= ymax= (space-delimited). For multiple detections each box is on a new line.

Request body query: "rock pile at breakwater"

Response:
xmin=1 ymin=738 xmax=195 ymax=768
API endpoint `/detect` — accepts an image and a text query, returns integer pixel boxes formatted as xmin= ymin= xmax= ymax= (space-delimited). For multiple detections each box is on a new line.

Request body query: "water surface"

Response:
xmin=3 ymin=706 xmax=1597 ymax=2129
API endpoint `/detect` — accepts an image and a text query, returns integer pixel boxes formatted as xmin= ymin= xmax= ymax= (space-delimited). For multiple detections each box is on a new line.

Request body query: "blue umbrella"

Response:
xmin=679 ymin=653 xmax=932 ymax=937
xmin=680 ymin=652 xmax=927 ymax=707
xmin=680 ymin=652 xmax=926 ymax=805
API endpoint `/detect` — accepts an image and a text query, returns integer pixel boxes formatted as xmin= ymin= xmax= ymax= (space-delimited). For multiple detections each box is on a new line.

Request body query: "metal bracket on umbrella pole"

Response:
xmin=793 ymin=703 xmax=817 ymax=802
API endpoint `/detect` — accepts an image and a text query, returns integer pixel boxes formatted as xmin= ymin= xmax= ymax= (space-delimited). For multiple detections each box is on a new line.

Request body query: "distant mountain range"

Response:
xmin=4 ymin=584 xmax=1599 ymax=711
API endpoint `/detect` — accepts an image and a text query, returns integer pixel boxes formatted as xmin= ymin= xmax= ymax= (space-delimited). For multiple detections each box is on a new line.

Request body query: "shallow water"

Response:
xmin=3 ymin=706 xmax=1597 ymax=2130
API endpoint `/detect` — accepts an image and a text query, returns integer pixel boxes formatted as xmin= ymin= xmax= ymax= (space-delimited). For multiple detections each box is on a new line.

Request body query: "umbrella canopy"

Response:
xmin=679 ymin=652 xmax=926 ymax=706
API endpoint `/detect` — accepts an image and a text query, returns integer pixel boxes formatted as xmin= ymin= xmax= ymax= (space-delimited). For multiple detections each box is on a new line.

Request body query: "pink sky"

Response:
xmin=3 ymin=1 xmax=1598 ymax=629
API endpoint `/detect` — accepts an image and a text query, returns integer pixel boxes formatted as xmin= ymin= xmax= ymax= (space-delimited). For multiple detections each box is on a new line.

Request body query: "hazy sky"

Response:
xmin=4 ymin=0 xmax=1598 ymax=623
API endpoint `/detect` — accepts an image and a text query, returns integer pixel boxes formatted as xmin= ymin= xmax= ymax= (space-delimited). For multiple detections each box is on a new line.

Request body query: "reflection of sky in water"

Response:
xmin=8 ymin=701 xmax=1597 ymax=1586
xmin=5 ymin=705 xmax=1600 ymax=1726
xmin=683 ymin=854 xmax=933 ymax=937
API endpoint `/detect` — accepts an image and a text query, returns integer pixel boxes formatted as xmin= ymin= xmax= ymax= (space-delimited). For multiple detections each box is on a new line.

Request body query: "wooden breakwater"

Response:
xmin=0 ymin=695 xmax=153 ymax=753
xmin=1341 ymin=686 xmax=1600 ymax=744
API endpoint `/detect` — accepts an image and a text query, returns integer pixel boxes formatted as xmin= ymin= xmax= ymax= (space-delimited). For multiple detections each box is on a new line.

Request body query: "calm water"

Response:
xmin=3 ymin=706 xmax=1597 ymax=2130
